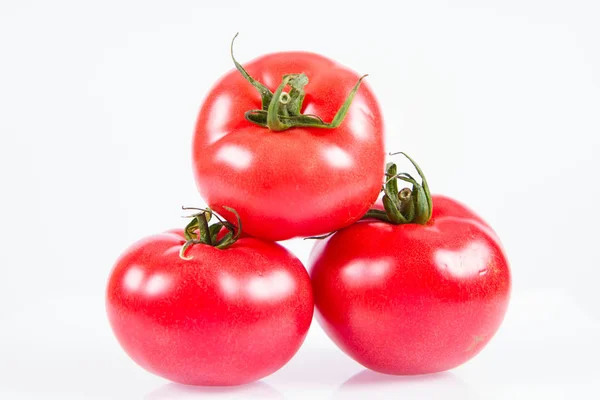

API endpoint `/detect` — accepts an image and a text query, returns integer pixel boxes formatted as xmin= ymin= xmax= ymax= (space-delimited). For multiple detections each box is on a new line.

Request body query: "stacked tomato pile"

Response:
xmin=106 ymin=35 xmax=511 ymax=386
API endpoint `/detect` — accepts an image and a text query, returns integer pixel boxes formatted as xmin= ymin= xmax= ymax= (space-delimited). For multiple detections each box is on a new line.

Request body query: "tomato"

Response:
xmin=106 ymin=211 xmax=313 ymax=386
xmin=309 ymin=155 xmax=511 ymax=374
xmin=373 ymin=194 xmax=502 ymax=245
xmin=192 ymin=35 xmax=385 ymax=241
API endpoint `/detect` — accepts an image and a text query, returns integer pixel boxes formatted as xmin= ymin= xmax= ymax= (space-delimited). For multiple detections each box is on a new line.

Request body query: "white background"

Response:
xmin=1 ymin=0 xmax=599 ymax=398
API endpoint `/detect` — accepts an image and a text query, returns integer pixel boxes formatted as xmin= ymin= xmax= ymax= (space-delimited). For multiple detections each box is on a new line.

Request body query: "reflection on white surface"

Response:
xmin=3 ymin=0 xmax=600 ymax=399
xmin=207 ymin=95 xmax=232 ymax=143
xmin=341 ymin=258 xmax=392 ymax=285
xmin=1 ymin=290 xmax=599 ymax=399
xmin=215 ymin=144 xmax=253 ymax=169
xmin=336 ymin=370 xmax=481 ymax=400
xmin=322 ymin=145 xmax=353 ymax=169
xmin=144 ymin=381 xmax=283 ymax=400
xmin=434 ymin=241 xmax=491 ymax=278
xmin=218 ymin=271 xmax=295 ymax=301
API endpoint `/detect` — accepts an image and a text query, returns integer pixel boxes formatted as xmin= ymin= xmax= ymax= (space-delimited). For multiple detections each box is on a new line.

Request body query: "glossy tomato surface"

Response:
xmin=309 ymin=195 xmax=511 ymax=375
xmin=106 ymin=231 xmax=313 ymax=386
xmin=192 ymin=52 xmax=385 ymax=241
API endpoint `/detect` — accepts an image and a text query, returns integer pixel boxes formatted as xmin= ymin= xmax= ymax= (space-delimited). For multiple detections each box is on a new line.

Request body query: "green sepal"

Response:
xmin=209 ymin=222 xmax=224 ymax=244
xmin=361 ymin=153 xmax=434 ymax=226
xmin=382 ymin=194 xmax=407 ymax=224
xmin=179 ymin=206 xmax=243 ymax=259
xmin=231 ymin=34 xmax=368 ymax=132
xmin=230 ymin=33 xmax=273 ymax=110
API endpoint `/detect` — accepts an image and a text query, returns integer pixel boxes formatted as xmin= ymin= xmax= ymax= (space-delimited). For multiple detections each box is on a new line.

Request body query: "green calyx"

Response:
xmin=363 ymin=152 xmax=433 ymax=225
xmin=231 ymin=33 xmax=367 ymax=132
xmin=179 ymin=206 xmax=242 ymax=260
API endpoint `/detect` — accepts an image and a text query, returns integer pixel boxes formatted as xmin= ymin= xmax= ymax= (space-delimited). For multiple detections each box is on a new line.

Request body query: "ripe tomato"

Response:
xmin=309 ymin=155 xmax=511 ymax=374
xmin=372 ymin=194 xmax=502 ymax=245
xmin=106 ymin=212 xmax=313 ymax=386
xmin=192 ymin=36 xmax=385 ymax=241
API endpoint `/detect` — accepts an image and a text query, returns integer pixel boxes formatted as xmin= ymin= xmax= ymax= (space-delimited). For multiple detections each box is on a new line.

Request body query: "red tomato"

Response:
xmin=192 ymin=38 xmax=385 ymax=241
xmin=373 ymin=194 xmax=501 ymax=244
xmin=309 ymin=157 xmax=511 ymax=375
xmin=106 ymin=230 xmax=313 ymax=386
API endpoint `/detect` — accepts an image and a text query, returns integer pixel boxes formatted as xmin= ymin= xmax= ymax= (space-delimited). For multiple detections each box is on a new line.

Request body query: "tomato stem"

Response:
xmin=363 ymin=209 xmax=392 ymax=223
xmin=363 ymin=153 xmax=433 ymax=225
xmin=231 ymin=33 xmax=367 ymax=131
xmin=179 ymin=206 xmax=242 ymax=259
xmin=230 ymin=33 xmax=273 ymax=108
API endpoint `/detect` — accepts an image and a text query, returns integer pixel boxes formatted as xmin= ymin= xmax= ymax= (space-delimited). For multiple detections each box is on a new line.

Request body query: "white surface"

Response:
xmin=1 ymin=0 xmax=599 ymax=398
xmin=1 ymin=290 xmax=598 ymax=399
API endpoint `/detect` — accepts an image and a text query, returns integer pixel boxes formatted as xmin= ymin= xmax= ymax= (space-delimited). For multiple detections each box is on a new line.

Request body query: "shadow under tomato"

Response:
xmin=336 ymin=369 xmax=481 ymax=400
xmin=144 ymin=380 xmax=284 ymax=400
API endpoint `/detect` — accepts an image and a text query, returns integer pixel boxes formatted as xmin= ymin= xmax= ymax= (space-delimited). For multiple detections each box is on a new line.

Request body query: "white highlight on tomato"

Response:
xmin=347 ymin=97 xmax=372 ymax=140
xmin=123 ymin=266 xmax=144 ymax=291
xmin=262 ymin=73 xmax=274 ymax=89
xmin=207 ymin=94 xmax=232 ymax=143
xmin=124 ymin=267 xmax=171 ymax=296
xmin=302 ymin=103 xmax=317 ymax=115
xmin=342 ymin=258 xmax=393 ymax=285
xmin=218 ymin=270 xmax=295 ymax=301
xmin=215 ymin=144 xmax=253 ymax=169
xmin=323 ymin=145 xmax=353 ymax=169
xmin=435 ymin=241 xmax=492 ymax=278
xmin=247 ymin=270 xmax=296 ymax=301
xmin=219 ymin=272 xmax=239 ymax=297
xmin=144 ymin=273 xmax=171 ymax=296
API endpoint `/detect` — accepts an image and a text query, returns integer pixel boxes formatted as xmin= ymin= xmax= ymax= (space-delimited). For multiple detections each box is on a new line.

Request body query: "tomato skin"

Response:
xmin=374 ymin=194 xmax=500 ymax=242
xmin=106 ymin=231 xmax=313 ymax=386
xmin=309 ymin=195 xmax=511 ymax=375
xmin=192 ymin=52 xmax=385 ymax=241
